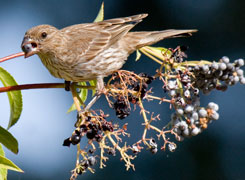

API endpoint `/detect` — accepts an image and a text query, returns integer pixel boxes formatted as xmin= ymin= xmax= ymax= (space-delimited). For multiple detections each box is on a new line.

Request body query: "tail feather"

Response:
xmin=124 ymin=29 xmax=197 ymax=52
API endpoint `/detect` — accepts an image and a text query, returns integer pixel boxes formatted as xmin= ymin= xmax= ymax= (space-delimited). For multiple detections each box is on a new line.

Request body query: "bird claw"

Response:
xmin=64 ymin=80 xmax=71 ymax=91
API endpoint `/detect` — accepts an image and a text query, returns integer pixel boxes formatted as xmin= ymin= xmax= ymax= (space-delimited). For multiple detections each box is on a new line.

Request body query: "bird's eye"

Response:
xmin=41 ymin=32 xmax=47 ymax=38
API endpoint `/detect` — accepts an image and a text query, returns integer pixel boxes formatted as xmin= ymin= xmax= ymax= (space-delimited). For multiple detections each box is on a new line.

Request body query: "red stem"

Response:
xmin=0 ymin=83 xmax=95 ymax=93
xmin=0 ymin=52 xmax=25 ymax=63
xmin=0 ymin=83 xmax=65 ymax=93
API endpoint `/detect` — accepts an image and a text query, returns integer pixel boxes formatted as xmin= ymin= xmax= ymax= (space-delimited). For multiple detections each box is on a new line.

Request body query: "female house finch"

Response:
xmin=21 ymin=14 xmax=196 ymax=109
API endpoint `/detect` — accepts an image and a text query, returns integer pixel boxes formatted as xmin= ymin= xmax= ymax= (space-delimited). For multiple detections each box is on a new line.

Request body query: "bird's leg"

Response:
xmin=83 ymin=77 xmax=104 ymax=112
xmin=64 ymin=80 xmax=71 ymax=91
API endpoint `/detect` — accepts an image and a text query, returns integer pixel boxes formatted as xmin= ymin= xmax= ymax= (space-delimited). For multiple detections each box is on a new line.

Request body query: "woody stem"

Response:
xmin=0 ymin=83 xmax=95 ymax=93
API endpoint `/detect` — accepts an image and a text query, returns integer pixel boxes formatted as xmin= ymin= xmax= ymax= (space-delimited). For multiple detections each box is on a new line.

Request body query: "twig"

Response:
xmin=0 ymin=52 xmax=24 ymax=63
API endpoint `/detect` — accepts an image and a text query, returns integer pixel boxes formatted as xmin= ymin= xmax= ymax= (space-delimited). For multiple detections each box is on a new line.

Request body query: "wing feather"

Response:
xmin=60 ymin=14 xmax=148 ymax=61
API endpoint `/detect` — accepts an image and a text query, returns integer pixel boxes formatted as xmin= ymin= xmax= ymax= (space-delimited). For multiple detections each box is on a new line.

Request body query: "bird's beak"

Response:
xmin=21 ymin=37 xmax=38 ymax=58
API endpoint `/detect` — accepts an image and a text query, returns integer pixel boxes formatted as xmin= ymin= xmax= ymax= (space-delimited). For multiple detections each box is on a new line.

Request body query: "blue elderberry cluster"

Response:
xmin=164 ymin=56 xmax=244 ymax=140
xmin=189 ymin=56 xmax=245 ymax=94
xmin=171 ymin=102 xmax=219 ymax=140
xmin=165 ymin=75 xmax=220 ymax=139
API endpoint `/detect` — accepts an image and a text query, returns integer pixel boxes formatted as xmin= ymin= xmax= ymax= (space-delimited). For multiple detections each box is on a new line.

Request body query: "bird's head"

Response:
xmin=21 ymin=25 xmax=58 ymax=58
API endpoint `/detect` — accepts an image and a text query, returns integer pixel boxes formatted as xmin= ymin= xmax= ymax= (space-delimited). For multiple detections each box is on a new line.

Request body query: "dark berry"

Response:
xmin=128 ymin=95 xmax=139 ymax=104
xmin=116 ymin=108 xmax=130 ymax=119
xmin=140 ymin=83 xmax=148 ymax=98
xmin=102 ymin=121 xmax=114 ymax=132
xmin=95 ymin=134 xmax=103 ymax=142
xmin=150 ymin=147 xmax=158 ymax=154
xmin=107 ymin=148 xmax=116 ymax=156
xmin=86 ymin=129 xmax=96 ymax=139
xmin=216 ymin=84 xmax=227 ymax=91
xmin=71 ymin=134 xmax=81 ymax=145
xmin=80 ymin=160 xmax=89 ymax=169
xmin=114 ymin=97 xmax=130 ymax=119
xmin=63 ymin=138 xmax=71 ymax=147
xmin=79 ymin=124 xmax=88 ymax=133
xmin=102 ymin=124 xmax=108 ymax=131
xmin=114 ymin=98 xmax=127 ymax=109
xmin=139 ymin=73 xmax=154 ymax=84
xmin=75 ymin=129 xmax=81 ymax=135
xmin=86 ymin=116 xmax=91 ymax=121
xmin=88 ymin=123 xmax=93 ymax=129
xmin=132 ymin=82 xmax=140 ymax=91
xmin=88 ymin=149 xmax=95 ymax=154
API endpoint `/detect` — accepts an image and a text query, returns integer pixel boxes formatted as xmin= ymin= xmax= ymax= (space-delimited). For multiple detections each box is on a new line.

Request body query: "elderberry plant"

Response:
xmin=65 ymin=45 xmax=245 ymax=179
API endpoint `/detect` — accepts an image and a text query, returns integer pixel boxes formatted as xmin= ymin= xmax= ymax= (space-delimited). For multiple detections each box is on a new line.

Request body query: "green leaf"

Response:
xmin=135 ymin=50 xmax=142 ymax=61
xmin=0 ymin=126 xmax=18 ymax=154
xmin=0 ymin=155 xmax=23 ymax=172
xmin=67 ymin=82 xmax=88 ymax=113
xmin=0 ymin=143 xmax=23 ymax=174
xmin=89 ymin=80 xmax=97 ymax=96
xmin=0 ymin=144 xmax=5 ymax=157
xmin=0 ymin=67 xmax=23 ymax=129
xmin=77 ymin=81 xmax=88 ymax=103
xmin=0 ymin=166 xmax=7 ymax=180
xmin=0 ymin=144 xmax=7 ymax=180
xmin=94 ymin=2 xmax=104 ymax=22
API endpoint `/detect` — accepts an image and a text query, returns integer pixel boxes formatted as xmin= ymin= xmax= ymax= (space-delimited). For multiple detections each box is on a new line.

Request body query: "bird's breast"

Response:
xmin=73 ymin=47 xmax=129 ymax=80
xmin=38 ymin=47 xmax=129 ymax=82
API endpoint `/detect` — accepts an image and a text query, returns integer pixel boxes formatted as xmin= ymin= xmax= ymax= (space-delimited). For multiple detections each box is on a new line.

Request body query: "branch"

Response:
xmin=0 ymin=83 xmax=95 ymax=93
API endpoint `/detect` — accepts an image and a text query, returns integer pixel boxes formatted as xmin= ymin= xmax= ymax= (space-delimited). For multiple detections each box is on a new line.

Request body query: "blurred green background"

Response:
xmin=0 ymin=0 xmax=245 ymax=179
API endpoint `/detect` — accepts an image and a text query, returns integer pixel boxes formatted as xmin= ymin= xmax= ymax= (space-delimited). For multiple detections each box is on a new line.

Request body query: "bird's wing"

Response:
xmin=61 ymin=14 xmax=148 ymax=61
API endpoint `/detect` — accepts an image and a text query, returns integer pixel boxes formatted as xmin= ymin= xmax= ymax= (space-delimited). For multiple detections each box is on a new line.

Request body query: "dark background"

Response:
xmin=0 ymin=0 xmax=245 ymax=180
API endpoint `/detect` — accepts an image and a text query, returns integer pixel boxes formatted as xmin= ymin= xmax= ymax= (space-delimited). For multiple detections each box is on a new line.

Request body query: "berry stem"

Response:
xmin=138 ymin=99 xmax=150 ymax=147
xmin=106 ymin=132 xmax=135 ymax=171
xmin=76 ymin=144 xmax=80 ymax=165
xmin=180 ymin=60 xmax=212 ymax=66
xmin=99 ymin=136 xmax=108 ymax=169
xmin=146 ymin=94 xmax=172 ymax=103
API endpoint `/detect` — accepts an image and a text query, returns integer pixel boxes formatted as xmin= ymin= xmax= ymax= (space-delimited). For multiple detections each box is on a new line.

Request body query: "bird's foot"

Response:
xmin=64 ymin=80 xmax=71 ymax=91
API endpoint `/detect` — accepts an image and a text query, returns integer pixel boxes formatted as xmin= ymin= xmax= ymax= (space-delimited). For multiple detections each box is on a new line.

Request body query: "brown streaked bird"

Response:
xmin=21 ymin=14 xmax=197 ymax=110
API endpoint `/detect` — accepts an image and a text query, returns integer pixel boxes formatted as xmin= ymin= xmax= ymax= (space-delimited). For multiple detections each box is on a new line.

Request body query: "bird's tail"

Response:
xmin=124 ymin=29 xmax=197 ymax=53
